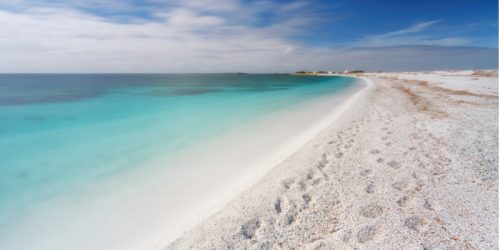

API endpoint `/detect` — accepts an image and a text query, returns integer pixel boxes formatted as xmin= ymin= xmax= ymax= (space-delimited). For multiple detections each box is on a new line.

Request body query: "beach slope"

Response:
xmin=168 ymin=70 xmax=498 ymax=249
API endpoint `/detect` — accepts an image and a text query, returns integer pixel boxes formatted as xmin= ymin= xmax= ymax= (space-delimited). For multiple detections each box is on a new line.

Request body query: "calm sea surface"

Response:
xmin=0 ymin=74 xmax=355 ymax=228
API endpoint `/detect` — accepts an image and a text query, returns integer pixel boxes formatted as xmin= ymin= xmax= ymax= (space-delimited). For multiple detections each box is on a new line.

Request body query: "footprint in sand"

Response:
xmin=312 ymin=178 xmax=322 ymax=186
xmin=240 ymin=218 xmax=261 ymax=240
xmin=397 ymin=196 xmax=409 ymax=207
xmin=286 ymin=214 xmax=295 ymax=225
xmin=357 ymin=225 xmax=376 ymax=243
xmin=342 ymin=230 xmax=352 ymax=242
xmin=404 ymin=215 xmax=423 ymax=230
xmin=317 ymin=154 xmax=328 ymax=168
xmin=281 ymin=178 xmax=295 ymax=190
xmin=302 ymin=193 xmax=312 ymax=208
xmin=306 ymin=170 xmax=314 ymax=181
xmin=423 ymin=199 xmax=432 ymax=210
xmin=365 ymin=182 xmax=375 ymax=194
xmin=359 ymin=203 xmax=384 ymax=218
xmin=392 ymin=181 xmax=408 ymax=191
xmin=360 ymin=169 xmax=372 ymax=177
xmin=387 ymin=160 xmax=400 ymax=169
xmin=274 ymin=197 xmax=283 ymax=214
xmin=297 ymin=180 xmax=307 ymax=191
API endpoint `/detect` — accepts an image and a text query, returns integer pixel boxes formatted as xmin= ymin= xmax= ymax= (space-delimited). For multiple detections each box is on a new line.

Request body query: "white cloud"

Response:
xmin=0 ymin=4 xmax=314 ymax=72
xmin=0 ymin=3 xmax=494 ymax=72
xmin=354 ymin=20 xmax=472 ymax=47
xmin=175 ymin=0 xmax=240 ymax=12
xmin=377 ymin=20 xmax=440 ymax=37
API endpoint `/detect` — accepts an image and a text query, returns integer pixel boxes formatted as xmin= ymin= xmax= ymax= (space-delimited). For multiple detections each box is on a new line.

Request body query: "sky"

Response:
xmin=0 ymin=0 xmax=498 ymax=73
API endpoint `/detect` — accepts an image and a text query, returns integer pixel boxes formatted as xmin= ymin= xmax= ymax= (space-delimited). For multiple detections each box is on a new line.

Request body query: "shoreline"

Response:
xmin=156 ymin=77 xmax=371 ymax=246
xmin=0 ymin=76 xmax=368 ymax=250
xmin=167 ymin=75 xmax=375 ymax=248
xmin=153 ymin=76 xmax=370 ymax=246
xmin=169 ymin=70 xmax=498 ymax=249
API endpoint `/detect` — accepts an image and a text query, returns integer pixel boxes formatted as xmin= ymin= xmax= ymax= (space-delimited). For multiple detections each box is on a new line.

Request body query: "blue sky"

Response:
xmin=0 ymin=0 xmax=497 ymax=72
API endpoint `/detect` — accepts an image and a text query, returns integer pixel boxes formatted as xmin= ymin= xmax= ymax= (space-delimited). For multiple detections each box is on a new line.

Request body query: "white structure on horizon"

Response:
xmin=344 ymin=70 xmax=348 ymax=74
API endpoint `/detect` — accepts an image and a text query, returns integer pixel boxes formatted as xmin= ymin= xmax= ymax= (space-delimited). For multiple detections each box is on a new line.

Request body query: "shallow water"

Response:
xmin=0 ymin=74 xmax=356 ymax=248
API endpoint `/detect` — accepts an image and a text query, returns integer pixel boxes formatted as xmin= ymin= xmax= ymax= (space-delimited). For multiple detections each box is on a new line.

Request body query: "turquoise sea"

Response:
xmin=0 ymin=74 xmax=356 ymax=248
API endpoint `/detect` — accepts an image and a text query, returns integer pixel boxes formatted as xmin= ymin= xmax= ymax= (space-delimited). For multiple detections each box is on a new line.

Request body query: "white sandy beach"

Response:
xmin=168 ymin=70 xmax=498 ymax=249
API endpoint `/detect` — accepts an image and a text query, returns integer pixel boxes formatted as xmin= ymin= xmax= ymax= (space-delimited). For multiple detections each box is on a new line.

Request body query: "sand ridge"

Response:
xmin=167 ymin=71 xmax=498 ymax=249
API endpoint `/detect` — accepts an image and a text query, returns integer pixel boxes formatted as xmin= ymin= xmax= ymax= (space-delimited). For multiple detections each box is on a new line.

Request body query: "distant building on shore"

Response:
xmin=294 ymin=70 xmax=363 ymax=75
xmin=343 ymin=70 xmax=365 ymax=74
